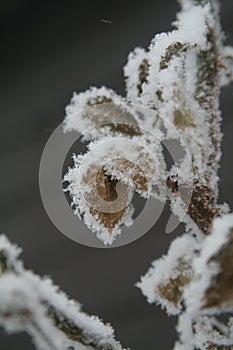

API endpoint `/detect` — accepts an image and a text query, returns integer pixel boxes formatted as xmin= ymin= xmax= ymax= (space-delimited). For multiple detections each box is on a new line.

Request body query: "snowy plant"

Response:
xmin=0 ymin=235 xmax=127 ymax=350
xmin=63 ymin=0 xmax=232 ymax=245
xmin=1 ymin=0 xmax=233 ymax=349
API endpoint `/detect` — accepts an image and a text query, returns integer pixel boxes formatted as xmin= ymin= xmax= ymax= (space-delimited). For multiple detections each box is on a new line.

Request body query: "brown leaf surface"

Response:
xmin=157 ymin=259 xmax=192 ymax=307
xmin=203 ymin=228 xmax=233 ymax=309
xmin=166 ymin=176 xmax=220 ymax=235
xmin=91 ymin=169 xmax=128 ymax=232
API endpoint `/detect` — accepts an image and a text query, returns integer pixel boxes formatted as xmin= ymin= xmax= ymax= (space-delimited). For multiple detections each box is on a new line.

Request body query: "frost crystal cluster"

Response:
xmin=1 ymin=0 xmax=233 ymax=349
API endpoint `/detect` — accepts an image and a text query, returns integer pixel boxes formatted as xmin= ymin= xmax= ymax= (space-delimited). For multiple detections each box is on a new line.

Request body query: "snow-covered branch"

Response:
xmin=2 ymin=0 xmax=232 ymax=348
xmin=63 ymin=0 xmax=232 ymax=245
xmin=62 ymin=2 xmax=233 ymax=343
xmin=0 ymin=235 xmax=127 ymax=350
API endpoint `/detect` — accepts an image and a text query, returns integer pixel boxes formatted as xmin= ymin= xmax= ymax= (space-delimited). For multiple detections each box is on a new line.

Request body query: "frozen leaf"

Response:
xmin=64 ymin=87 xmax=142 ymax=140
xmin=175 ymin=215 xmax=233 ymax=350
xmin=185 ymin=214 xmax=233 ymax=313
xmin=166 ymin=169 xmax=226 ymax=238
xmin=124 ymin=47 xmax=149 ymax=102
xmin=58 ymin=0 xmax=233 ymax=347
xmin=187 ymin=185 xmax=221 ymax=235
xmin=137 ymin=234 xmax=197 ymax=315
xmin=203 ymin=233 xmax=233 ymax=310
xmin=64 ymin=136 xmax=166 ymax=245
xmin=138 ymin=1 xmax=224 ymax=204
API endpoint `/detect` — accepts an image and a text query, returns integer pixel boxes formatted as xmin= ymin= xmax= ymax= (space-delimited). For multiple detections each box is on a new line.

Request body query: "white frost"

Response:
xmin=137 ymin=234 xmax=197 ymax=315
xmin=0 ymin=235 xmax=126 ymax=350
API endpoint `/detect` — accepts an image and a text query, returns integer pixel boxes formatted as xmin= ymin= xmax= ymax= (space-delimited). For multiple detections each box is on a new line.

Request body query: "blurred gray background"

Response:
xmin=0 ymin=1 xmax=232 ymax=349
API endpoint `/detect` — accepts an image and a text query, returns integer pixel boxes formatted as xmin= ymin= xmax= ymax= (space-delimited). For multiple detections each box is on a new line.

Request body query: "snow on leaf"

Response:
xmin=137 ymin=2 xmax=225 ymax=198
xmin=124 ymin=47 xmax=149 ymax=102
xmin=175 ymin=214 xmax=233 ymax=350
xmin=203 ymin=230 xmax=233 ymax=310
xmin=64 ymin=135 xmax=166 ymax=245
xmin=137 ymin=234 xmax=197 ymax=315
xmin=185 ymin=214 xmax=233 ymax=314
xmin=59 ymin=0 xmax=233 ymax=346
xmin=64 ymin=86 xmax=142 ymax=140
xmin=141 ymin=4 xmax=209 ymax=109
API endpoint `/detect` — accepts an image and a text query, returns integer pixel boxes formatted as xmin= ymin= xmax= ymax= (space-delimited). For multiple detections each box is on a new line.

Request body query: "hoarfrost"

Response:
xmin=0 ymin=235 xmax=127 ymax=350
xmin=137 ymin=234 xmax=197 ymax=315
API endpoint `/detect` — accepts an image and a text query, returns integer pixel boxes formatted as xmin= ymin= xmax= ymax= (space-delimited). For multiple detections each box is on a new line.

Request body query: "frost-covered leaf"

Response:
xmin=64 ymin=87 xmax=142 ymax=140
xmin=186 ymin=214 xmax=233 ymax=313
xmin=137 ymin=234 xmax=197 ymax=315
xmin=175 ymin=214 xmax=233 ymax=350
xmin=187 ymin=185 xmax=221 ymax=235
xmin=148 ymin=1 xmax=229 ymax=238
xmin=166 ymin=176 xmax=222 ymax=235
xmin=203 ymin=227 xmax=233 ymax=310
xmin=64 ymin=136 xmax=166 ymax=245
xmin=0 ymin=235 xmax=128 ymax=350
xmin=124 ymin=47 xmax=149 ymax=102
xmin=59 ymin=0 xmax=233 ymax=346
xmin=62 ymin=0 xmax=232 ymax=248
xmin=139 ymin=2 xmax=223 ymax=200
xmin=141 ymin=4 xmax=209 ymax=110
